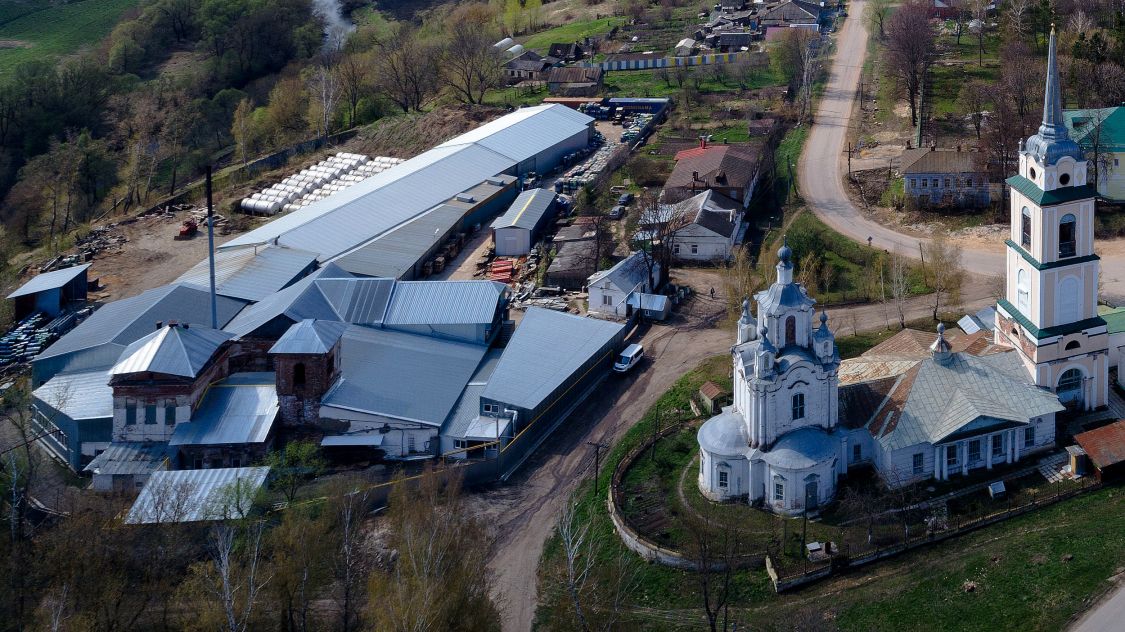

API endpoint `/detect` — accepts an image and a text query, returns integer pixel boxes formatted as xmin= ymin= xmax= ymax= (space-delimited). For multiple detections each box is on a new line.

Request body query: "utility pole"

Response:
xmin=588 ymin=441 xmax=608 ymax=495
xmin=847 ymin=142 xmax=852 ymax=177
xmin=206 ymin=166 xmax=218 ymax=330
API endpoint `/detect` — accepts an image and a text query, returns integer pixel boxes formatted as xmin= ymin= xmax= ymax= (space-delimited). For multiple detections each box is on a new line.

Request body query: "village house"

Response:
xmin=548 ymin=42 xmax=587 ymax=62
xmin=546 ymin=66 xmax=604 ymax=97
xmin=901 ymin=145 xmax=990 ymax=207
xmin=664 ymin=141 xmax=763 ymax=206
xmin=663 ymin=190 xmax=744 ymax=262
xmin=503 ymin=50 xmax=557 ymax=84
xmin=586 ymin=252 xmax=660 ymax=319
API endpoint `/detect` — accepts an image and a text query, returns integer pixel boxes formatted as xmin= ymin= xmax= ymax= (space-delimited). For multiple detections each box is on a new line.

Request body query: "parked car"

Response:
xmin=617 ymin=193 xmax=634 ymax=205
xmin=613 ymin=344 xmax=644 ymax=373
xmin=609 ymin=205 xmax=626 ymax=219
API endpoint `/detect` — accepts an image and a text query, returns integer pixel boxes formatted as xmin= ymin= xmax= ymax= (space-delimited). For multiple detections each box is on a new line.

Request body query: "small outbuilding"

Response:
xmin=1074 ymin=419 xmax=1125 ymax=482
xmin=7 ymin=264 xmax=90 ymax=320
xmin=491 ymin=188 xmax=558 ymax=256
xmin=699 ymin=381 xmax=730 ymax=414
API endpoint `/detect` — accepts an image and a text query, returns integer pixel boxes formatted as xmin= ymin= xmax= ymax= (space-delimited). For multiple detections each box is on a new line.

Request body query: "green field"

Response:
xmin=520 ymin=16 xmax=626 ymax=52
xmin=0 ymin=0 xmax=139 ymax=74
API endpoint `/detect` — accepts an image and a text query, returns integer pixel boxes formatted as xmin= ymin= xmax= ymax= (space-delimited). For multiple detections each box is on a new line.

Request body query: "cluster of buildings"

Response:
xmin=698 ymin=32 xmax=1113 ymax=513
xmin=24 ymin=105 xmax=633 ymax=502
xmin=685 ymin=0 xmax=831 ymax=54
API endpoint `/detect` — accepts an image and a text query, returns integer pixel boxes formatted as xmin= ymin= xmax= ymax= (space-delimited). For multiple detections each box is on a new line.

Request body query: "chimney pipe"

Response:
xmin=206 ymin=166 xmax=218 ymax=330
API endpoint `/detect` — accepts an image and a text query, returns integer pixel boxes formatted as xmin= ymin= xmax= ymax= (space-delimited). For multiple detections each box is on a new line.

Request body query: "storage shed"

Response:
xmin=1074 ymin=419 xmax=1125 ymax=482
xmin=7 ymin=264 xmax=90 ymax=320
xmin=491 ymin=188 xmax=558 ymax=256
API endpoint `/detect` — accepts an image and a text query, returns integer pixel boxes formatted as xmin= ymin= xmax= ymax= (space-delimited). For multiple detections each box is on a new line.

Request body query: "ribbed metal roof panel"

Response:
xmin=440 ymin=348 xmax=503 ymax=439
xmin=312 ymin=278 xmax=395 ymax=324
xmin=438 ymin=104 xmax=593 ymax=163
xmin=222 ymin=264 xmax=354 ymax=337
xmin=7 ymin=264 xmax=90 ymax=299
xmin=221 ymin=143 xmax=515 ymax=258
xmin=36 ymin=284 xmax=247 ymax=362
xmin=481 ymin=308 xmax=625 ymax=411
xmin=383 ymin=280 xmax=507 ymax=326
xmin=32 ymin=368 xmax=113 ymax=421
xmin=110 ymin=325 xmax=233 ymax=378
xmin=169 ymin=374 xmax=277 ymax=446
xmin=320 ymin=326 xmax=487 ymax=426
xmin=83 ymin=441 xmax=169 ymax=476
xmin=125 ymin=466 xmax=270 ymax=524
xmin=491 ymin=188 xmax=556 ymax=231
xmin=331 ymin=203 xmax=467 ymax=279
xmin=269 ymin=319 xmax=348 ymax=354
xmin=176 ymin=246 xmax=317 ymax=301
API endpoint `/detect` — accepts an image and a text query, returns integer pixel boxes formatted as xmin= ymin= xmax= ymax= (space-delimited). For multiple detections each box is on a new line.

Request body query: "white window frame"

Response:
xmin=773 ymin=481 xmax=784 ymax=501
xmin=912 ymin=452 xmax=924 ymax=475
xmin=718 ymin=470 xmax=729 ymax=489
xmin=1025 ymin=424 xmax=1035 ymax=447
xmin=791 ymin=393 xmax=805 ymax=421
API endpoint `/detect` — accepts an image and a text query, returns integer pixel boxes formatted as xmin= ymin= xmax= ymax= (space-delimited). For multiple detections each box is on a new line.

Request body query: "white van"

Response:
xmin=613 ymin=344 xmax=644 ymax=373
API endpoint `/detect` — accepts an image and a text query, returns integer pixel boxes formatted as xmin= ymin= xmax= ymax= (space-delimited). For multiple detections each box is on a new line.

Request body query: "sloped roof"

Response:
xmin=1075 ymin=419 xmax=1125 ymax=468
xmin=110 ymin=325 xmax=233 ymax=379
xmin=125 ymin=466 xmax=270 ymax=524
xmin=36 ymin=284 xmax=246 ymax=364
xmin=758 ymin=0 xmax=822 ymax=24
xmin=176 ymin=245 xmax=317 ymax=302
xmin=440 ymin=348 xmax=504 ymax=440
xmin=222 ymin=264 xmax=355 ymax=337
xmin=1064 ymin=106 xmax=1125 ymax=151
xmin=269 ymin=319 xmax=348 ymax=355
xmin=666 ymin=144 xmax=762 ymax=192
xmin=761 ymin=426 xmax=837 ymax=469
xmin=7 ymin=264 xmax=90 ymax=299
xmin=669 ymin=190 xmax=740 ymax=238
xmin=32 ymin=368 xmax=113 ymax=421
xmin=492 ymin=188 xmax=557 ymax=231
xmin=588 ymin=251 xmax=650 ymax=292
xmin=383 ymin=280 xmax=507 ymax=326
xmin=169 ymin=374 xmax=277 ymax=446
xmin=481 ymin=307 xmax=625 ymax=412
xmin=84 ymin=442 xmax=169 ymax=476
xmin=1099 ymin=306 xmax=1125 ymax=335
xmin=900 ymin=148 xmax=982 ymax=174
xmin=320 ymin=326 xmax=487 ymax=426
xmin=546 ymin=66 xmax=604 ymax=84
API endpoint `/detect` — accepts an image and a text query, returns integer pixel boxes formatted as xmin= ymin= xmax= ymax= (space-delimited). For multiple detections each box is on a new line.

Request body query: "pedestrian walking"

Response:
xmin=710 ymin=287 xmax=715 ymax=299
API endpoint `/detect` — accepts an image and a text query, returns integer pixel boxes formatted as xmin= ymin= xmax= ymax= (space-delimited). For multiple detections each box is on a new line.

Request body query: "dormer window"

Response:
xmin=1059 ymin=214 xmax=1076 ymax=258
xmin=1021 ymin=207 xmax=1031 ymax=248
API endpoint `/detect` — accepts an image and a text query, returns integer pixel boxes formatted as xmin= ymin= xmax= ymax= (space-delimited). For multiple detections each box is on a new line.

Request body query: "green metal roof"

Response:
xmin=1005 ymin=239 xmax=1100 ymax=271
xmin=1064 ymin=107 xmax=1125 ymax=152
xmin=1099 ymin=306 xmax=1125 ymax=335
xmin=1006 ymin=175 xmax=1096 ymax=206
xmin=998 ymin=298 xmax=1106 ymax=340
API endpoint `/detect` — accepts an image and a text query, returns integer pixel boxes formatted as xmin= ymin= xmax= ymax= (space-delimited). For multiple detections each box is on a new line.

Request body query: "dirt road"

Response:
xmin=798 ymin=1 xmax=1125 ymax=302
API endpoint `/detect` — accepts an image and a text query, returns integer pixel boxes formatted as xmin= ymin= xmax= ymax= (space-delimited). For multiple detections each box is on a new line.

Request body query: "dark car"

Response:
xmin=617 ymin=193 xmax=634 ymax=205
xmin=609 ymin=205 xmax=626 ymax=219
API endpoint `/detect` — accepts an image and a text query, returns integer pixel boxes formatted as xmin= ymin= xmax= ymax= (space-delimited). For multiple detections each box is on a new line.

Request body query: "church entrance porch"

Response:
xmin=1056 ymin=367 xmax=1085 ymax=411
xmin=933 ymin=428 xmax=1030 ymax=482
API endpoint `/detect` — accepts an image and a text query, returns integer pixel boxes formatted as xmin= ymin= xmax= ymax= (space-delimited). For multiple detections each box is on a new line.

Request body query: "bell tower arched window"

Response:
xmin=293 ymin=362 xmax=306 ymax=387
xmin=1021 ymin=207 xmax=1031 ymax=248
xmin=1059 ymin=214 xmax=1077 ymax=258
xmin=1016 ymin=269 xmax=1030 ymax=315
xmin=784 ymin=315 xmax=796 ymax=347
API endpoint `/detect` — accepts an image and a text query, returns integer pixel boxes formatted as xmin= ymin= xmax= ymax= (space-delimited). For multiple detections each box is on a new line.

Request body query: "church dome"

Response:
xmin=777 ymin=239 xmax=793 ymax=265
xmin=697 ymin=408 xmax=748 ymax=456
xmin=761 ymin=426 xmax=837 ymax=470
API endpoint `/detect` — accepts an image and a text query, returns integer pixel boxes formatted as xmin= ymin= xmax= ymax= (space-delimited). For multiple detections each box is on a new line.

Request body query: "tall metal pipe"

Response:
xmin=206 ymin=166 xmax=218 ymax=330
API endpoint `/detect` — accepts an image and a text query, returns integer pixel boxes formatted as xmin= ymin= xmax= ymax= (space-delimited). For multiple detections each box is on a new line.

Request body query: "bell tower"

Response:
xmin=995 ymin=27 xmax=1108 ymax=411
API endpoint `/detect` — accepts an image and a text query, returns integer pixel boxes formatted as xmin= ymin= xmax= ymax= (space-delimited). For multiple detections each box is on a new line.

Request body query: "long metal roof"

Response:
xmin=383 ymin=280 xmax=507 ymax=326
xmin=220 ymin=143 xmax=515 ymax=258
xmin=110 ymin=325 xmax=233 ymax=378
xmin=320 ymin=326 xmax=487 ymax=426
xmin=35 ymin=284 xmax=247 ymax=363
xmin=125 ymin=466 xmax=271 ymax=524
xmin=437 ymin=104 xmax=593 ymax=164
xmin=269 ymin=319 xmax=348 ymax=355
xmin=491 ymin=188 xmax=556 ymax=231
xmin=176 ymin=245 xmax=317 ymax=301
xmin=7 ymin=264 xmax=90 ymax=299
xmin=481 ymin=307 xmax=625 ymax=411
xmin=83 ymin=441 xmax=170 ymax=476
xmin=222 ymin=264 xmax=354 ymax=337
xmin=169 ymin=374 xmax=278 ymax=446
xmin=441 ymin=348 xmax=503 ymax=440
xmin=331 ymin=203 xmax=467 ymax=279
xmin=31 ymin=368 xmax=113 ymax=421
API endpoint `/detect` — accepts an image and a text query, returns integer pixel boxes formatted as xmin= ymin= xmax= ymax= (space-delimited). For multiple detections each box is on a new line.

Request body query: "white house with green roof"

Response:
xmin=1063 ymin=105 xmax=1125 ymax=201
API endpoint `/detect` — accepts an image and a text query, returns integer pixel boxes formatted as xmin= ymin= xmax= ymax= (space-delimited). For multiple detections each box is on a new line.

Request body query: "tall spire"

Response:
xmin=1024 ymin=25 xmax=1081 ymax=166
xmin=1038 ymin=25 xmax=1066 ymax=142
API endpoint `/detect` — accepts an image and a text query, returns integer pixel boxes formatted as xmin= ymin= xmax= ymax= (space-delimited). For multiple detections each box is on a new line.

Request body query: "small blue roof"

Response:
xmin=169 ymin=373 xmax=278 ymax=446
xmin=761 ymin=427 xmax=837 ymax=470
xmin=126 ymin=466 xmax=270 ymax=524
xmin=697 ymin=407 xmax=748 ymax=456
xmin=269 ymin=319 xmax=347 ymax=355
xmin=491 ymin=188 xmax=556 ymax=231
xmin=7 ymin=264 xmax=90 ymax=299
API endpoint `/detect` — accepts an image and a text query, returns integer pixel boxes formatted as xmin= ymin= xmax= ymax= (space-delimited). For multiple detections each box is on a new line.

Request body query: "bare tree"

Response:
xmin=684 ymin=502 xmax=743 ymax=632
xmin=208 ymin=521 xmax=270 ymax=632
xmin=307 ymin=61 xmax=342 ymax=143
xmin=971 ymin=0 xmax=990 ymax=66
xmin=334 ymin=481 xmax=370 ymax=632
xmin=1005 ymin=0 xmax=1031 ymax=42
xmin=442 ymin=6 xmax=503 ymax=105
xmin=885 ymin=0 xmax=937 ymax=128
xmin=552 ymin=496 xmax=637 ymax=632
xmin=889 ymin=246 xmax=909 ymax=329
xmin=557 ymin=499 xmax=595 ymax=631
xmin=337 ymin=51 xmax=370 ymax=126
xmin=923 ymin=231 xmax=965 ymax=320
xmin=866 ymin=0 xmax=893 ymax=40
xmin=232 ymin=98 xmax=254 ymax=168
xmin=957 ymin=81 xmax=988 ymax=139
xmin=1082 ymin=108 xmax=1115 ymax=194
xmin=636 ymin=196 xmax=692 ymax=290
xmin=374 ymin=24 xmax=439 ymax=113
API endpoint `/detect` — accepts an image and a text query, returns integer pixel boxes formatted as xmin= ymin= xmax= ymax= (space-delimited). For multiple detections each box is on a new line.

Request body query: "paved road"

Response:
xmin=1071 ymin=580 xmax=1125 ymax=632
xmin=798 ymin=0 xmax=1125 ymax=301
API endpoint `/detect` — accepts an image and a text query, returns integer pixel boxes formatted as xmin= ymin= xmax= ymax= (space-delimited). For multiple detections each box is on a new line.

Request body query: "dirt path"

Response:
xmin=799 ymin=1 xmax=1125 ymax=304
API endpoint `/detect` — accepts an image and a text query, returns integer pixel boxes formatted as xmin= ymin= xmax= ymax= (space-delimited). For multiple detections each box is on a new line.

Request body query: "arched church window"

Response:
xmin=1021 ymin=207 xmax=1031 ymax=248
xmin=784 ymin=315 xmax=796 ymax=347
xmin=1016 ymin=269 xmax=1030 ymax=315
xmin=792 ymin=393 xmax=805 ymax=421
xmin=1057 ymin=276 xmax=1082 ymax=323
xmin=1059 ymin=214 xmax=1077 ymax=258
xmin=1065 ymin=340 xmax=1081 ymax=351
xmin=1058 ymin=368 xmax=1083 ymax=393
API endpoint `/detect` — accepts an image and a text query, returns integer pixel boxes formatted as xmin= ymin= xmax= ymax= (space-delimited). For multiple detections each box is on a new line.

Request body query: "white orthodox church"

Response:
xmin=697 ymin=28 xmax=1104 ymax=515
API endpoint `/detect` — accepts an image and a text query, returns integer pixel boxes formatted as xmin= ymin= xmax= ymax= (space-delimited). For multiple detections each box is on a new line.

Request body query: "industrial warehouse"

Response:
xmin=26 ymin=105 xmax=631 ymax=494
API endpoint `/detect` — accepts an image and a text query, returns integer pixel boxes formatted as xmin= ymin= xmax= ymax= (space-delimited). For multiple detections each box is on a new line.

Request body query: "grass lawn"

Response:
xmin=536 ymin=350 xmax=1125 ymax=631
xmin=0 ymin=0 xmax=138 ymax=75
xmin=520 ymin=16 xmax=626 ymax=52
xmin=602 ymin=63 xmax=783 ymax=99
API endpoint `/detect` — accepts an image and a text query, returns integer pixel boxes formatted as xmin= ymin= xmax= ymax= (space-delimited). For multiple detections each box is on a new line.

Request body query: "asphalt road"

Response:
xmin=798 ymin=0 xmax=1125 ymax=301
xmin=1071 ymin=580 xmax=1125 ymax=632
